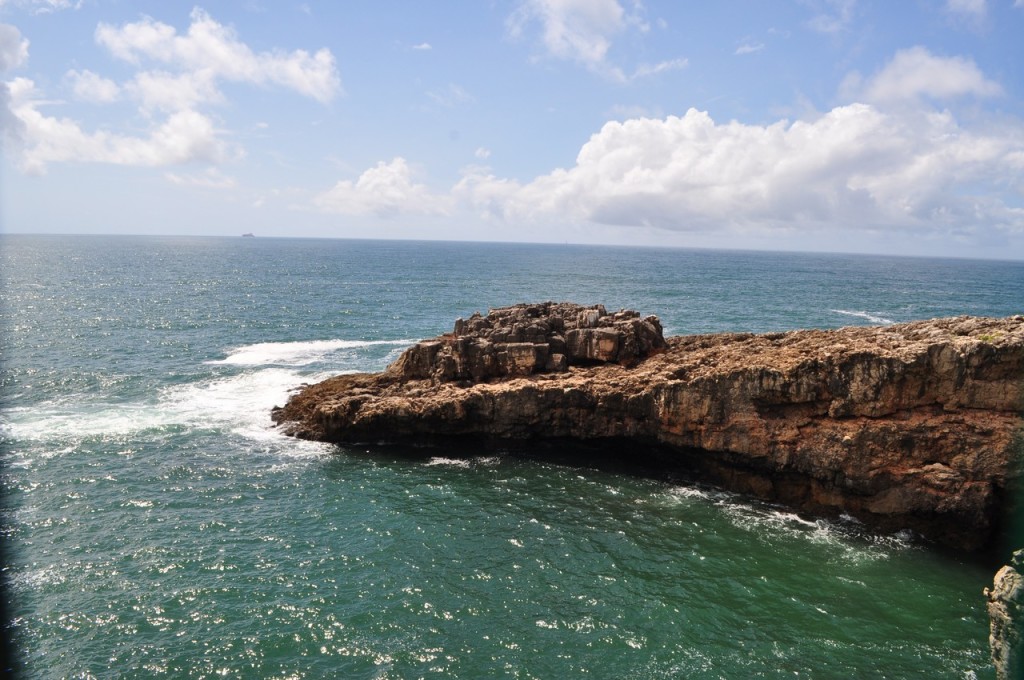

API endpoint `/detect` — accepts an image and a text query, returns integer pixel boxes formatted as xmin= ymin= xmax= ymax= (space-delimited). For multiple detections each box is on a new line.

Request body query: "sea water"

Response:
xmin=2 ymin=234 xmax=1022 ymax=678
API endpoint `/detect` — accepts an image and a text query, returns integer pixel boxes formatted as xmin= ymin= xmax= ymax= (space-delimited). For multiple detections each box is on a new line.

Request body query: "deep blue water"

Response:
xmin=2 ymin=234 xmax=1022 ymax=678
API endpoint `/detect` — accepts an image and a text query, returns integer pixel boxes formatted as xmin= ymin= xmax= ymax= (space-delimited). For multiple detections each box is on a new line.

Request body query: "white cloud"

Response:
xmin=945 ymin=0 xmax=986 ymax=18
xmin=0 ymin=24 xmax=29 ymax=145
xmin=165 ymin=166 xmax=237 ymax=189
xmin=474 ymin=147 xmax=491 ymax=160
xmin=95 ymin=7 xmax=341 ymax=103
xmin=508 ymin=0 xmax=663 ymax=81
xmin=412 ymin=42 xmax=432 ymax=51
xmin=735 ymin=42 xmax=764 ymax=56
xmin=4 ymin=8 xmax=337 ymax=173
xmin=8 ymin=78 xmax=233 ymax=174
xmin=804 ymin=0 xmax=856 ymax=34
xmin=0 ymin=23 xmax=28 ymax=70
xmin=630 ymin=58 xmax=687 ymax=79
xmin=0 ymin=0 xmax=82 ymax=14
xmin=66 ymin=69 xmax=120 ymax=103
xmin=313 ymin=157 xmax=453 ymax=218
xmin=853 ymin=46 xmax=1002 ymax=104
xmin=507 ymin=0 xmax=685 ymax=83
xmin=508 ymin=0 xmax=623 ymax=67
xmin=426 ymin=83 xmax=474 ymax=108
xmin=127 ymin=69 xmax=221 ymax=113
xmin=456 ymin=104 xmax=1024 ymax=239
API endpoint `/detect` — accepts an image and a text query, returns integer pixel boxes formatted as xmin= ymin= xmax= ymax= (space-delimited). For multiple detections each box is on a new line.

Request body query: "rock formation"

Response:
xmin=987 ymin=550 xmax=1024 ymax=680
xmin=388 ymin=302 xmax=665 ymax=382
xmin=273 ymin=306 xmax=1024 ymax=553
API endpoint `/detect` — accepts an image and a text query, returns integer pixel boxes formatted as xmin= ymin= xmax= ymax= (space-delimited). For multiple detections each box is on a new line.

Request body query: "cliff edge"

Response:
xmin=273 ymin=304 xmax=1024 ymax=552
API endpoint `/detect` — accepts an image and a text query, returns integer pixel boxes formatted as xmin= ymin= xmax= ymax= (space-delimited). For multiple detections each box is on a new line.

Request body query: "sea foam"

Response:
xmin=831 ymin=309 xmax=895 ymax=325
xmin=208 ymin=339 xmax=412 ymax=366
xmin=2 ymin=366 xmax=337 ymax=454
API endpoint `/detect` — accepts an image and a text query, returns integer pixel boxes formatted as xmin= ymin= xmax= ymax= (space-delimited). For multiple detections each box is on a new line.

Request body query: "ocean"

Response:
xmin=2 ymin=234 xmax=1022 ymax=678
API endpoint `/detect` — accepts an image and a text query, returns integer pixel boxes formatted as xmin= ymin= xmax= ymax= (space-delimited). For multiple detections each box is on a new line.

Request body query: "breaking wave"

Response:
xmin=208 ymin=338 xmax=413 ymax=366
xmin=831 ymin=309 xmax=895 ymax=325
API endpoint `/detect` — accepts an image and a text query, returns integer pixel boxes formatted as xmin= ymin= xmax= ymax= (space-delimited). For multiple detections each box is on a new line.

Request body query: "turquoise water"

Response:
xmin=3 ymin=235 xmax=1022 ymax=678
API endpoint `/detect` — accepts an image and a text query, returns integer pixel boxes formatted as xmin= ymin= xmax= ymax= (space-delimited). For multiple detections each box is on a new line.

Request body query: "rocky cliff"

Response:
xmin=273 ymin=305 xmax=1024 ymax=552
xmin=987 ymin=549 xmax=1024 ymax=680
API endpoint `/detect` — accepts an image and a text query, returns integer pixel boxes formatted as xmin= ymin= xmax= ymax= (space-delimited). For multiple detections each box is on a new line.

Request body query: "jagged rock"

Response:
xmin=988 ymin=549 xmax=1024 ymax=680
xmin=388 ymin=302 xmax=665 ymax=383
xmin=273 ymin=312 xmax=1024 ymax=553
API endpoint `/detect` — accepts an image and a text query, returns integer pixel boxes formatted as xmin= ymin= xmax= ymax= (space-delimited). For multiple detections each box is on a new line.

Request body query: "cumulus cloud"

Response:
xmin=850 ymin=46 xmax=1002 ymax=104
xmin=456 ymin=104 xmax=1024 ymax=239
xmin=127 ymin=69 xmax=221 ymax=113
xmin=0 ymin=23 xmax=28 ymax=145
xmin=0 ymin=23 xmax=28 ymax=70
xmin=518 ymin=46 xmax=1017 ymax=240
xmin=4 ymin=8 xmax=339 ymax=172
xmin=95 ymin=7 xmax=341 ymax=103
xmin=8 ymin=77 xmax=233 ymax=174
xmin=313 ymin=157 xmax=453 ymax=218
xmin=66 ymin=69 xmax=120 ymax=103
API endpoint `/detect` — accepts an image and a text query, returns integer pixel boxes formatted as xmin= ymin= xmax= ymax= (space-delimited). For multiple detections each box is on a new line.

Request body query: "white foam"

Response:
xmin=208 ymin=339 xmax=412 ymax=366
xmin=425 ymin=457 xmax=472 ymax=468
xmin=3 ymin=367 xmax=339 ymax=455
xmin=831 ymin=309 xmax=895 ymax=325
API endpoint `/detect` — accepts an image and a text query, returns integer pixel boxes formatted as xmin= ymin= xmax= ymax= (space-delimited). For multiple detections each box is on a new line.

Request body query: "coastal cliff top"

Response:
xmin=275 ymin=313 xmax=1024 ymax=430
xmin=663 ymin=314 xmax=1024 ymax=380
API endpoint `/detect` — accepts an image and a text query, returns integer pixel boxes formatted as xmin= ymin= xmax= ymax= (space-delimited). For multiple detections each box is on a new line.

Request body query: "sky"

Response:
xmin=1 ymin=0 xmax=1023 ymax=258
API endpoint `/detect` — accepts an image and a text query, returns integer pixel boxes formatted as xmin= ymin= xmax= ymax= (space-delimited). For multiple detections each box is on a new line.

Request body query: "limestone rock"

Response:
xmin=273 ymin=313 xmax=1024 ymax=553
xmin=388 ymin=302 xmax=665 ymax=383
xmin=988 ymin=549 xmax=1024 ymax=680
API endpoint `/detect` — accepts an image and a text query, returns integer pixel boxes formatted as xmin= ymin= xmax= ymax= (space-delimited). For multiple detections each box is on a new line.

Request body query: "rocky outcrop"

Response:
xmin=273 ymin=309 xmax=1024 ymax=552
xmin=388 ymin=302 xmax=665 ymax=382
xmin=987 ymin=550 xmax=1024 ymax=680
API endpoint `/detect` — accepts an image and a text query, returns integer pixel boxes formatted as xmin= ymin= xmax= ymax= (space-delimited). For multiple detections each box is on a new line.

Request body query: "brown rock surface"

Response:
xmin=987 ymin=549 xmax=1024 ymax=680
xmin=388 ymin=302 xmax=665 ymax=383
xmin=273 ymin=311 xmax=1024 ymax=552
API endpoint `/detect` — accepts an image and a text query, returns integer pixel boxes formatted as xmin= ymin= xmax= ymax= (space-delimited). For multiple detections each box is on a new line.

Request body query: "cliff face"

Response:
xmin=273 ymin=307 xmax=1024 ymax=552
xmin=987 ymin=550 xmax=1024 ymax=680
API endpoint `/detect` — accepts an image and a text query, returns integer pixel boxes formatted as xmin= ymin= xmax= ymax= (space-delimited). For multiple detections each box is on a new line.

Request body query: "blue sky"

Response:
xmin=1 ymin=1 xmax=1023 ymax=258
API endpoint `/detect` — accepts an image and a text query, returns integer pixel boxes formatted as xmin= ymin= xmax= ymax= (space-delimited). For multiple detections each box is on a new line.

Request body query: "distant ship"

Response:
xmin=242 ymin=233 xmax=255 ymax=238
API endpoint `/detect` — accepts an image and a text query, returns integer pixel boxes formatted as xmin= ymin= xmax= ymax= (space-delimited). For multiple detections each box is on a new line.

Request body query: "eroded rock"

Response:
xmin=388 ymin=302 xmax=665 ymax=383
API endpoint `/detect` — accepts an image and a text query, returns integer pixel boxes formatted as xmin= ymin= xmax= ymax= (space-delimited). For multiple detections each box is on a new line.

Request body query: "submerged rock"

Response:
xmin=273 ymin=310 xmax=1024 ymax=553
xmin=987 ymin=549 xmax=1024 ymax=680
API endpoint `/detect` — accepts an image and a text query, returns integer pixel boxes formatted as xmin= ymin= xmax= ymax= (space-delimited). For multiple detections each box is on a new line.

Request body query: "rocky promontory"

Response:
xmin=273 ymin=304 xmax=1024 ymax=553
